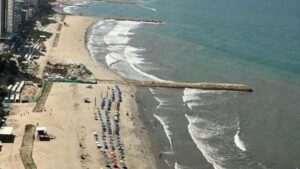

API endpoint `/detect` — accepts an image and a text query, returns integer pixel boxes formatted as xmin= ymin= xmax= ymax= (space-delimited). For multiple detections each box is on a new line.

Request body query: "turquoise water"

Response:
xmin=64 ymin=0 xmax=300 ymax=168
xmin=69 ymin=0 xmax=300 ymax=80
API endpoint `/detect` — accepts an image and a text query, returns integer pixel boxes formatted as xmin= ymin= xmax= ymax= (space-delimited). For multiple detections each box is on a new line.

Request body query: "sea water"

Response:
xmin=62 ymin=0 xmax=300 ymax=168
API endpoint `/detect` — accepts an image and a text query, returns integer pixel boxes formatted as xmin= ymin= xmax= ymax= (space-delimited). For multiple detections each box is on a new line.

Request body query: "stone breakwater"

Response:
xmin=98 ymin=79 xmax=254 ymax=92
xmin=102 ymin=17 xmax=164 ymax=24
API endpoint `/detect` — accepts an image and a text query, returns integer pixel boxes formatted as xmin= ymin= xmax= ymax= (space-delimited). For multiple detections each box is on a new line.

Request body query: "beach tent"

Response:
xmin=0 ymin=127 xmax=12 ymax=135
xmin=36 ymin=127 xmax=47 ymax=134
xmin=36 ymin=127 xmax=50 ymax=141
xmin=0 ymin=127 xmax=14 ymax=142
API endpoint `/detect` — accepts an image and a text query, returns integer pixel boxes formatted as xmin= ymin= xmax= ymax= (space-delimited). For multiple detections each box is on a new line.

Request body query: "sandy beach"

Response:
xmin=0 ymin=15 xmax=157 ymax=169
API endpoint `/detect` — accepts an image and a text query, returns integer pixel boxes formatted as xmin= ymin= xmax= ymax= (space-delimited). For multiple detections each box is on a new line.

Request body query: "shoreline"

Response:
xmin=84 ymin=17 xmax=169 ymax=169
xmin=85 ymin=16 xmax=159 ymax=169
xmin=84 ymin=17 xmax=159 ymax=169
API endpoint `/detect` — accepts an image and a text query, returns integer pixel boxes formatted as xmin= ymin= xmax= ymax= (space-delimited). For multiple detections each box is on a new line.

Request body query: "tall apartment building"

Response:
xmin=0 ymin=0 xmax=16 ymax=38
xmin=6 ymin=0 xmax=15 ymax=33
xmin=0 ymin=0 xmax=6 ymax=37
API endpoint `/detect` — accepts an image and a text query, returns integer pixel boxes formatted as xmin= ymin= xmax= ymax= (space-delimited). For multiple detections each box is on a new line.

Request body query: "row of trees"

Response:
xmin=0 ymin=53 xmax=19 ymax=76
xmin=0 ymin=53 xmax=21 ymax=113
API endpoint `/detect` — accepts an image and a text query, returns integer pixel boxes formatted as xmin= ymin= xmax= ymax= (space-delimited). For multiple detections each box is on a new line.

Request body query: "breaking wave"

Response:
xmin=63 ymin=0 xmax=90 ymax=14
xmin=153 ymin=114 xmax=173 ymax=151
xmin=87 ymin=19 xmax=172 ymax=82
xmin=183 ymin=88 xmax=224 ymax=109
xmin=185 ymin=114 xmax=226 ymax=169
xmin=234 ymin=123 xmax=247 ymax=152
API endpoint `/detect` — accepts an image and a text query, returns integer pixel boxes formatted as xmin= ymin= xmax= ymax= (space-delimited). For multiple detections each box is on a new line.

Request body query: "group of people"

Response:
xmin=94 ymin=86 xmax=127 ymax=169
xmin=112 ymin=86 xmax=122 ymax=103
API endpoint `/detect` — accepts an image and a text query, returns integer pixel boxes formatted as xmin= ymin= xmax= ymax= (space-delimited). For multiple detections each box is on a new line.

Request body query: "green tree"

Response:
xmin=17 ymin=56 xmax=26 ymax=65
xmin=0 ymin=53 xmax=13 ymax=60
xmin=0 ymin=60 xmax=7 ymax=72
xmin=0 ymin=87 xmax=6 ymax=98
xmin=6 ymin=76 xmax=15 ymax=85
xmin=7 ymin=61 xmax=19 ymax=75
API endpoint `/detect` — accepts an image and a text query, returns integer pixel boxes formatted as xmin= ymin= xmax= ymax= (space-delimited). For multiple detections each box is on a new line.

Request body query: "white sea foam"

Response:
xmin=154 ymin=96 xmax=168 ymax=109
xmin=63 ymin=0 xmax=90 ymax=14
xmin=105 ymin=53 xmax=123 ymax=67
xmin=63 ymin=5 xmax=77 ymax=14
xmin=234 ymin=123 xmax=247 ymax=152
xmin=138 ymin=4 xmax=157 ymax=11
xmin=90 ymin=21 xmax=107 ymax=36
xmin=107 ymin=45 xmax=126 ymax=52
xmin=149 ymin=88 xmax=158 ymax=94
xmin=174 ymin=162 xmax=188 ymax=169
xmin=234 ymin=131 xmax=247 ymax=152
xmin=183 ymin=88 xmax=215 ymax=103
xmin=87 ymin=21 xmax=106 ymax=46
xmin=103 ymin=33 xmax=130 ymax=45
xmin=186 ymin=114 xmax=224 ymax=139
xmin=183 ymin=88 xmax=224 ymax=109
xmin=149 ymin=88 xmax=175 ymax=109
xmin=182 ymin=89 xmax=201 ymax=102
xmin=103 ymin=21 xmax=140 ymax=45
xmin=153 ymin=114 xmax=173 ymax=151
xmin=182 ymin=88 xmax=202 ymax=109
xmin=92 ymin=20 xmax=169 ymax=81
xmin=124 ymin=46 xmax=145 ymax=64
xmin=186 ymin=102 xmax=201 ymax=110
xmin=185 ymin=114 xmax=226 ymax=169
xmin=87 ymin=18 xmax=171 ymax=82
xmin=184 ymin=88 xmax=224 ymax=96
xmin=124 ymin=46 xmax=171 ymax=82
xmin=165 ymin=159 xmax=172 ymax=168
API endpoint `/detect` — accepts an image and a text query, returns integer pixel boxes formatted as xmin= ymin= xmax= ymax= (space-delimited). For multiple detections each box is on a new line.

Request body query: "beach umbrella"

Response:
xmin=113 ymin=163 xmax=118 ymax=168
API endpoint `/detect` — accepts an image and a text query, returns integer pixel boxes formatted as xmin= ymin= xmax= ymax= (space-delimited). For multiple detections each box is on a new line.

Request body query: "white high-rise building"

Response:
xmin=0 ymin=0 xmax=16 ymax=37
xmin=6 ymin=0 xmax=15 ymax=34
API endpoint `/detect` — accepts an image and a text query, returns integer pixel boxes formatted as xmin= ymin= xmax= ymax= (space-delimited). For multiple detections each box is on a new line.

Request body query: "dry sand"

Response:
xmin=0 ymin=15 xmax=157 ymax=169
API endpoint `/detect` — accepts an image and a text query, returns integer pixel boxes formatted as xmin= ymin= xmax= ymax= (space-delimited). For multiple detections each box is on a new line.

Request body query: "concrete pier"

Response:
xmin=97 ymin=79 xmax=253 ymax=92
